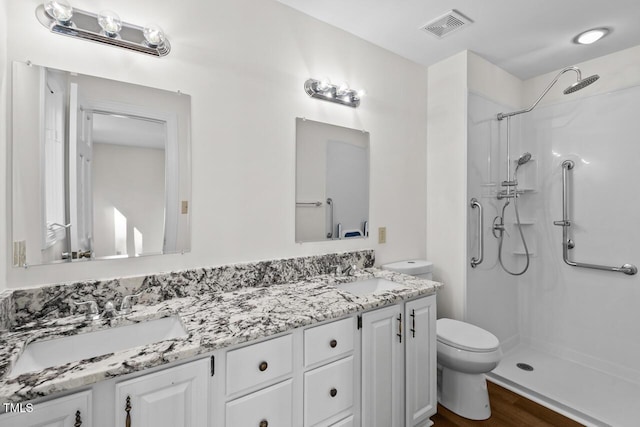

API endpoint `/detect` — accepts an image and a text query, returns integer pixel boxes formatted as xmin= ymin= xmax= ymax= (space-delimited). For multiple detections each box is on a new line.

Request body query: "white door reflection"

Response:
xmin=91 ymin=113 xmax=166 ymax=258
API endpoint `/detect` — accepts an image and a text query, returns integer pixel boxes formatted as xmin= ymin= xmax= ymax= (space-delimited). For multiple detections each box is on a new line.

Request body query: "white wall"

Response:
xmin=2 ymin=0 xmax=428 ymax=288
xmin=426 ymin=51 xmax=467 ymax=319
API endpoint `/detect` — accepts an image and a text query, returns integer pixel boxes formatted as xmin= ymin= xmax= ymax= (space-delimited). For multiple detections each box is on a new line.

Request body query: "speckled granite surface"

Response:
xmin=10 ymin=250 xmax=375 ymax=327
xmin=0 ymin=251 xmax=441 ymax=404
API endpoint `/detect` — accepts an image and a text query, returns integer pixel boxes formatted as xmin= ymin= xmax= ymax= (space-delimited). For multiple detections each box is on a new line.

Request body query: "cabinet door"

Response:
xmin=405 ymin=295 xmax=437 ymax=426
xmin=115 ymin=358 xmax=209 ymax=427
xmin=0 ymin=390 xmax=91 ymax=427
xmin=361 ymin=304 xmax=404 ymax=427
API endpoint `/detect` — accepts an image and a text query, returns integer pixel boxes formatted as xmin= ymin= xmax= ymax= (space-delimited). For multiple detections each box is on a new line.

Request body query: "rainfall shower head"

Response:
xmin=517 ymin=152 xmax=532 ymax=165
xmin=563 ymin=74 xmax=600 ymax=94
xmin=497 ymin=66 xmax=600 ymax=120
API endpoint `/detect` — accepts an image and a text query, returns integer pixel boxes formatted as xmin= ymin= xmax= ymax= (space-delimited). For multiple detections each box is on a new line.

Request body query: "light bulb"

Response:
xmin=143 ymin=24 xmax=166 ymax=47
xmin=356 ymin=89 xmax=367 ymax=98
xmin=98 ymin=10 xmax=122 ymax=36
xmin=317 ymin=78 xmax=331 ymax=91
xmin=336 ymin=82 xmax=350 ymax=96
xmin=43 ymin=0 xmax=73 ymax=23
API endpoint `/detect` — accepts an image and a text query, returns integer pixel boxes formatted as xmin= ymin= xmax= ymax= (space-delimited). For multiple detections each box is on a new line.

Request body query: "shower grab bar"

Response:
xmin=554 ymin=160 xmax=637 ymax=275
xmin=470 ymin=198 xmax=484 ymax=268
xmin=296 ymin=201 xmax=323 ymax=207
xmin=326 ymin=198 xmax=334 ymax=239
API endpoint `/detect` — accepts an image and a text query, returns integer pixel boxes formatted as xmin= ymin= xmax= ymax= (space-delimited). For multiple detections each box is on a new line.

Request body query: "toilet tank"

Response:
xmin=381 ymin=260 xmax=433 ymax=280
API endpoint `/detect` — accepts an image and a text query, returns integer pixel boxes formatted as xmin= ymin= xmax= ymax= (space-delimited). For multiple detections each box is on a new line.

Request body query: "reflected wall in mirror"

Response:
xmin=12 ymin=62 xmax=192 ymax=266
xmin=295 ymin=118 xmax=370 ymax=243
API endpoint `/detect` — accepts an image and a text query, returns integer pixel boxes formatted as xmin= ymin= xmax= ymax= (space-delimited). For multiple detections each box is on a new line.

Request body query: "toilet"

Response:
xmin=381 ymin=260 xmax=503 ymax=421
xmin=436 ymin=318 xmax=502 ymax=420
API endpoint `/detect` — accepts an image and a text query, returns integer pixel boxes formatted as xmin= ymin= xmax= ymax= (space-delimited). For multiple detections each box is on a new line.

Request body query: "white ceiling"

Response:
xmin=276 ymin=0 xmax=640 ymax=80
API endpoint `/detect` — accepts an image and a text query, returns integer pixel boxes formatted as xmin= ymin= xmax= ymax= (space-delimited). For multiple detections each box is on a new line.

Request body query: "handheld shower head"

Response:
xmin=517 ymin=152 xmax=532 ymax=165
xmin=563 ymin=74 xmax=600 ymax=94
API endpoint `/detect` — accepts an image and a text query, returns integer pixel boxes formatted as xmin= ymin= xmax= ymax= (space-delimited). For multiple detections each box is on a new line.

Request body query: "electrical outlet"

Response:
xmin=181 ymin=200 xmax=189 ymax=214
xmin=13 ymin=241 xmax=26 ymax=267
xmin=378 ymin=227 xmax=387 ymax=244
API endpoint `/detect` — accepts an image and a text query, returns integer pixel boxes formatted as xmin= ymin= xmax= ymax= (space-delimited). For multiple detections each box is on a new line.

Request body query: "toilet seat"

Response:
xmin=437 ymin=318 xmax=499 ymax=352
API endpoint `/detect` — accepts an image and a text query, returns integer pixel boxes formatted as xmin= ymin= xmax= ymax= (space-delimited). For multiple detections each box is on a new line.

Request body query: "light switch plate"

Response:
xmin=378 ymin=227 xmax=387 ymax=244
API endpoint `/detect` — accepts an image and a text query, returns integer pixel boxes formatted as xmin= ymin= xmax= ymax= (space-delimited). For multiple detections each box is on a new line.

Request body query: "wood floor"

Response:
xmin=431 ymin=381 xmax=584 ymax=427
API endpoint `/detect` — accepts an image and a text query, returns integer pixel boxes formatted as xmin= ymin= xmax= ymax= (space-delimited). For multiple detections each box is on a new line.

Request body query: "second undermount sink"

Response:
xmin=337 ymin=278 xmax=404 ymax=297
xmin=10 ymin=316 xmax=188 ymax=377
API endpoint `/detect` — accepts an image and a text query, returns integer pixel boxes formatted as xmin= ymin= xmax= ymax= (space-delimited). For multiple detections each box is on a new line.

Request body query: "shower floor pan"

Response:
xmin=488 ymin=344 xmax=640 ymax=427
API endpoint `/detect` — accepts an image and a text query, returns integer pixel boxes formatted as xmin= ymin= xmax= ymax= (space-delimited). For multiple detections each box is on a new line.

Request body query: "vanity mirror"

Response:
xmin=11 ymin=61 xmax=191 ymax=266
xmin=295 ymin=118 xmax=369 ymax=243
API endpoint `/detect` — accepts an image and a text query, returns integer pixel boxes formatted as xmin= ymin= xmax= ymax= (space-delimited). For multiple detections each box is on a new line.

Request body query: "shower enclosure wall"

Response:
xmin=467 ymin=84 xmax=640 ymax=426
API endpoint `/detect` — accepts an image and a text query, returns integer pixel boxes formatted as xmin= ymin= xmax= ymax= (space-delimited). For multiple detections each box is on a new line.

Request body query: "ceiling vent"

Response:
xmin=420 ymin=9 xmax=473 ymax=39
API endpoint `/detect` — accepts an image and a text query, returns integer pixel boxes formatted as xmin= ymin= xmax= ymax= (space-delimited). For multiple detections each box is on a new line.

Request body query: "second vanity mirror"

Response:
xmin=295 ymin=118 xmax=370 ymax=243
xmin=12 ymin=62 xmax=191 ymax=266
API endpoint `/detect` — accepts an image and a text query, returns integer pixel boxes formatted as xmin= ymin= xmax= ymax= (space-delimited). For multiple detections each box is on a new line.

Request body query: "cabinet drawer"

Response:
xmin=304 ymin=316 xmax=355 ymax=367
xmin=304 ymin=356 xmax=354 ymax=426
xmin=226 ymin=379 xmax=293 ymax=427
xmin=226 ymin=334 xmax=293 ymax=396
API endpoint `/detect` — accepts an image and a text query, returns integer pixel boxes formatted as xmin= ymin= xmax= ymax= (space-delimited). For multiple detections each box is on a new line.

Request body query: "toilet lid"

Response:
xmin=437 ymin=318 xmax=500 ymax=352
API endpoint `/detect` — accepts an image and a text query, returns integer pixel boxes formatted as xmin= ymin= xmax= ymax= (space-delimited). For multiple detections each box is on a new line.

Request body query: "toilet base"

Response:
xmin=438 ymin=366 xmax=491 ymax=420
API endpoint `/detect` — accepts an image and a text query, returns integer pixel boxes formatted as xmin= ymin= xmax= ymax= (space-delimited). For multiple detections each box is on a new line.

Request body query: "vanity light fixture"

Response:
xmin=573 ymin=27 xmax=610 ymax=45
xmin=37 ymin=1 xmax=171 ymax=57
xmin=304 ymin=78 xmax=364 ymax=108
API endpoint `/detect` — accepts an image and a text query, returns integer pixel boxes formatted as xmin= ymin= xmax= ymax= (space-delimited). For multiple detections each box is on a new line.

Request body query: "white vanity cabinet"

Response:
xmin=361 ymin=295 xmax=437 ymax=427
xmin=0 ymin=390 xmax=91 ymax=427
xmin=211 ymin=316 xmax=359 ymax=427
xmin=114 ymin=357 xmax=209 ymax=427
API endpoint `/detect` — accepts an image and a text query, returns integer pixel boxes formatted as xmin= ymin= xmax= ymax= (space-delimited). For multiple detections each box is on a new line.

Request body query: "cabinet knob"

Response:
xmin=330 ymin=387 xmax=338 ymax=397
xmin=259 ymin=420 xmax=269 ymax=427
xmin=330 ymin=339 xmax=337 ymax=348
xmin=259 ymin=361 xmax=268 ymax=372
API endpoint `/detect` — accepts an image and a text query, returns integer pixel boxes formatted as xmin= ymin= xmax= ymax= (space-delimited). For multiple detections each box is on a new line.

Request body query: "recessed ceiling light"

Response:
xmin=573 ymin=28 xmax=610 ymax=45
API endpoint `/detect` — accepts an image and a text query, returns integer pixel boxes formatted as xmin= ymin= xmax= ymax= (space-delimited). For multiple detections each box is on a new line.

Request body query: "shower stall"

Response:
xmin=466 ymin=68 xmax=640 ymax=426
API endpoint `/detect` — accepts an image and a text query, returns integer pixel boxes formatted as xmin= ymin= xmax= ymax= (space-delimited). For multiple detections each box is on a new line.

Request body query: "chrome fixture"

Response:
xmin=119 ymin=293 xmax=142 ymax=315
xmin=304 ymin=78 xmax=364 ymax=108
xmin=497 ymin=66 xmax=599 ymax=121
xmin=73 ymin=300 xmax=100 ymax=321
xmin=573 ymin=28 xmax=610 ymax=45
xmin=73 ymin=294 xmax=142 ymax=321
xmin=36 ymin=1 xmax=170 ymax=57
xmin=493 ymin=66 xmax=600 ymax=276
xmin=470 ymin=198 xmax=484 ymax=268
xmin=554 ymin=160 xmax=637 ymax=275
xmin=493 ymin=152 xmax=532 ymax=276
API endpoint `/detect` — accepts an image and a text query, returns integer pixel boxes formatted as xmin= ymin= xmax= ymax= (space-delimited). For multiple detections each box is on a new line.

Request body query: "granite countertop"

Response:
xmin=0 ymin=269 xmax=441 ymax=403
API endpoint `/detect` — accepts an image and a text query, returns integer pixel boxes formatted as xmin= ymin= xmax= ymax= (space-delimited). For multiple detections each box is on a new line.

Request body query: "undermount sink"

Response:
xmin=10 ymin=316 xmax=188 ymax=377
xmin=337 ymin=278 xmax=404 ymax=297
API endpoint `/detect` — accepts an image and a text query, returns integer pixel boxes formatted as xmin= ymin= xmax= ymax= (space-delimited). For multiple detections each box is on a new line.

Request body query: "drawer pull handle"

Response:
xmin=330 ymin=339 xmax=338 ymax=348
xmin=259 ymin=361 xmax=268 ymax=372
xmin=259 ymin=419 xmax=269 ymax=427
xmin=74 ymin=410 xmax=82 ymax=427
xmin=330 ymin=387 xmax=338 ymax=397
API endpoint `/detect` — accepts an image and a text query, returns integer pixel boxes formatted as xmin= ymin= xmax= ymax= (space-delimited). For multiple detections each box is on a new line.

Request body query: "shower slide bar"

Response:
xmin=554 ymin=160 xmax=637 ymax=275
xmin=470 ymin=198 xmax=484 ymax=268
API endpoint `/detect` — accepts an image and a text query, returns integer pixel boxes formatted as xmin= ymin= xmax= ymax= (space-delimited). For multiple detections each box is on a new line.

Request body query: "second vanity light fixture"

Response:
xmin=36 ymin=0 xmax=170 ymax=57
xmin=304 ymin=78 xmax=365 ymax=108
